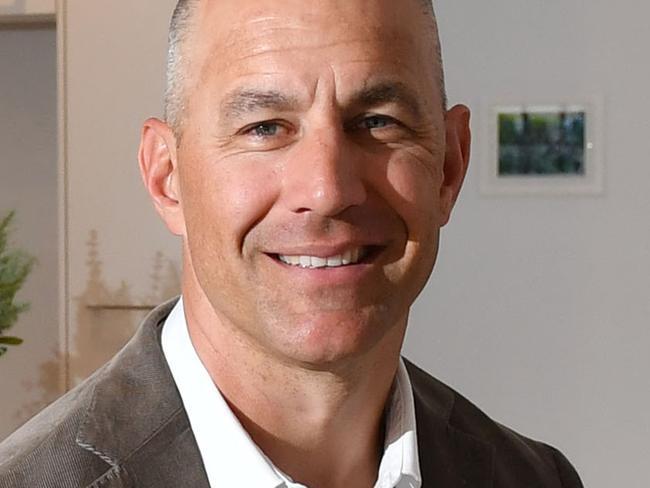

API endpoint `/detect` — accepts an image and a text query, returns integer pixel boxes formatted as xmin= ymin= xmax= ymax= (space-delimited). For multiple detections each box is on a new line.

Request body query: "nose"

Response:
xmin=281 ymin=125 xmax=367 ymax=217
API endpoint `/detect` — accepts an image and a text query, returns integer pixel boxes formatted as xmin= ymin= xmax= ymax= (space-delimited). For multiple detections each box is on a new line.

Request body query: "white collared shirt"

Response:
xmin=161 ymin=298 xmax=421 ymax=488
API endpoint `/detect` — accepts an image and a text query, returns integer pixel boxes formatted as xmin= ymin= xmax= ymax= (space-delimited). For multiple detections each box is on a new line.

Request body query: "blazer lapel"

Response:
xmin=75 ymin=298 xmax=210 ymax=488
xmin=406 ymin=360 xmax=495 ymax=488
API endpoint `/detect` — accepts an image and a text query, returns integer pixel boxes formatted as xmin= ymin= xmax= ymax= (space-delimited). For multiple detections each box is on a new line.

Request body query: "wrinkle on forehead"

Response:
xmin=197 ymin=33 xmax=421 ymax=99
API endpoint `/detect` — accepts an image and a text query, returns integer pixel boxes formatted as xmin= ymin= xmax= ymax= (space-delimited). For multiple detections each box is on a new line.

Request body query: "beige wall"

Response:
xmin=0 ymin=24 xmax=59 ymax=440
xmin=64 ymin=0 xmax=179 ymax=384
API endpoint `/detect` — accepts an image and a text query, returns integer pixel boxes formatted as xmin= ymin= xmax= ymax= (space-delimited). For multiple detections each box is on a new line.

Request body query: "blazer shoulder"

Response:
xmin=405 ymin=358 xmax=583 ymax=487
xmin=0 ymin=365 xmax=113 ymax=487
xmin=544 ymin=443 xmax=585 ymax=488
xmin=488 ymin=420 xmax=583 ymax=487
xmin=0 ymin=299 xmax=179 ymax=488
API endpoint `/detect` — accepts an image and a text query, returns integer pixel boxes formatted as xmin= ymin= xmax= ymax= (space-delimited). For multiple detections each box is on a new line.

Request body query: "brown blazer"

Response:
xmin=0 ymin=298 xmax=583 ymax=487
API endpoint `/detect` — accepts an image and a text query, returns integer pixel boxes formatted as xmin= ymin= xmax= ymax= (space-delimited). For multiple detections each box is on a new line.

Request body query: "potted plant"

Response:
xmin=0 ymin=211 xmax=35 ymax=357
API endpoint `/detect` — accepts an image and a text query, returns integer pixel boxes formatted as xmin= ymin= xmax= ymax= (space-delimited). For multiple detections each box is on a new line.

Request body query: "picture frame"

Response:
xmin=480 ymin=98 xmax=604 ymax=196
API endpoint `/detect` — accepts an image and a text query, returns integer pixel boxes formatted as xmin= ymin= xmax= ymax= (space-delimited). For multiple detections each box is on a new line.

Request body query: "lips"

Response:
xmin=269 ymin=243 xmax=386 ymax=270
xmin=277 ymin=247 xmax=365 ymax=269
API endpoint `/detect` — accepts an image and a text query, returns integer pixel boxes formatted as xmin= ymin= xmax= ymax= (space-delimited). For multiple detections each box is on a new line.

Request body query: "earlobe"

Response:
xmin=440 ymin=104 xmax=471 ymax=225
xmin=138 ymin=118 xmax=185 ymax=236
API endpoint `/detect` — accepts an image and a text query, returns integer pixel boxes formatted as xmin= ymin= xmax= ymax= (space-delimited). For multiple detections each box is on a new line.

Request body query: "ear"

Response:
xmin=138 ymin=118 xmax=185 ymax=236
xmin=439 ymin=104 xmax=471 ymax=226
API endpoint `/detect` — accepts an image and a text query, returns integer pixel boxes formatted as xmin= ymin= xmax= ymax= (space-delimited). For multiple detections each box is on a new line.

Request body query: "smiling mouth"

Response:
xmin=271 ymin=246 xmax=381 ymax=269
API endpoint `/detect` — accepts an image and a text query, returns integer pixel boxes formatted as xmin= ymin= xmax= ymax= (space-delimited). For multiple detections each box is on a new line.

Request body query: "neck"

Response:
xmin=182 ymin=279 xmax=406 ymax=488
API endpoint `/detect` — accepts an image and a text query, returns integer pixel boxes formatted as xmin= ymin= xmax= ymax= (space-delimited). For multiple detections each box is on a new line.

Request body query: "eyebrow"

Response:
xmin=220 ymin=81 xmax=424 ymax=120
xmin=350 ymin=81 xmax=423 ymax=118
xmin=221 ymin=89 xmax=299 ymax=119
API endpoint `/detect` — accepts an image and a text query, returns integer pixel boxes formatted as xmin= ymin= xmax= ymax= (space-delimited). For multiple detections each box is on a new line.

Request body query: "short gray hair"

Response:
xmin=164 ymin=0 xmax=446 ymax=137
xmin=417 ymin=0 xmax=447 ymax=110
xmin=164 ymin=0 xmax=198 ymax=137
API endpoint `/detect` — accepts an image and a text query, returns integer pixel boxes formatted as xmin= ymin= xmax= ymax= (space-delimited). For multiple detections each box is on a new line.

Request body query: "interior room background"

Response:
xmin=1 ymin=1 xmax=648 ymax=487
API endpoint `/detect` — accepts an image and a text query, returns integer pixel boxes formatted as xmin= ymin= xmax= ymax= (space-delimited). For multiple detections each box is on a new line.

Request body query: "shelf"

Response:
xmin=85 ymin=304 xmax=157 ymax=311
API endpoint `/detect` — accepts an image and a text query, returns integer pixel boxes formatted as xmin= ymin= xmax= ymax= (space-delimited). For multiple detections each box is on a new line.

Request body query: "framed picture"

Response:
xmin=480 ymin=100 xmax=604 ymax=195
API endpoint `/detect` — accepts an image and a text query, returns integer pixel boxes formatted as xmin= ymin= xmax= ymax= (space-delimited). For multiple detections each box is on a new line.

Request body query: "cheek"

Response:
xmin=179 ymin=152 xmax=281 ymax=256
xmin=380 ymin=151 xmax=442 ymax=239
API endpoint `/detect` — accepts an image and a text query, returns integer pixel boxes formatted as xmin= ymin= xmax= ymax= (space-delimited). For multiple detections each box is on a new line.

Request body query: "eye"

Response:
xmin=235 ymin=120 xmax=295 ymax=151
xmin=245 ymin=121 xmax=284 ymax=138
xmin=358 ymin=114 xmax=398 ymax=130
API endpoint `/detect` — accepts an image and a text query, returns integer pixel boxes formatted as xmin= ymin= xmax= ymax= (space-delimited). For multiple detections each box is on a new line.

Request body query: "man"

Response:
xmin=0 ymin=0 xmax=583 ymax=486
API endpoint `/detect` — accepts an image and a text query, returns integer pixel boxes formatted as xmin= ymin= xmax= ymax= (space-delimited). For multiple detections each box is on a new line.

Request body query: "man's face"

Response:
xmin=172 ymin=0 xmax=468 ymax=366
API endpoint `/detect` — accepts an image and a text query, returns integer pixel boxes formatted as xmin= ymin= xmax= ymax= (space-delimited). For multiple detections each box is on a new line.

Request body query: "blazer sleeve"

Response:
xmin=546 ymin=444 xmax=584 ymax=488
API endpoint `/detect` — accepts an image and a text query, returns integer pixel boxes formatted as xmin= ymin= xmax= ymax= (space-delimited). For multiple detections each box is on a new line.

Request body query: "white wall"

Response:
xmin=0 ymin=25 xmax=59 ymax=440
xmin=404 ymin=2 xmax=650 ymax=487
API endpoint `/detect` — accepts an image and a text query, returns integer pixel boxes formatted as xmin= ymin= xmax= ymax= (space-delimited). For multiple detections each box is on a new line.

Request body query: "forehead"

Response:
xmin=187 ymin=0 xmax=440 ymax=109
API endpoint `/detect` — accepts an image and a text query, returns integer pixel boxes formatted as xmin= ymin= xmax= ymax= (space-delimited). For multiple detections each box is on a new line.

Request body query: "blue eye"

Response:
xmin=360 ymin=115 xmax=396 ymax=130
xmin=249 ymin=122 xmax=280 ymax=137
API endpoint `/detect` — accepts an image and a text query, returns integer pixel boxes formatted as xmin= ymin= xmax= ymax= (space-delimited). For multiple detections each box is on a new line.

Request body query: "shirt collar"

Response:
xmin=376 ymin=358 xmax=421 ymax=488
xmin=162 ymin=297 xmax=421 ymax=488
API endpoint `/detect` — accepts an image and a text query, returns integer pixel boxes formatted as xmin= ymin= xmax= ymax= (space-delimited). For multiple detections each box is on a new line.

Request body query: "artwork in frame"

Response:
xmin=481 ymin=101 xmax=604 ymax=195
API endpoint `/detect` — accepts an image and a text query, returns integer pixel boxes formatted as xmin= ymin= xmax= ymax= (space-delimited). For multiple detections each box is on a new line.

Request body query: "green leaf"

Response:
xmin=0 ymin=210 xmax=35 ymax=343
xmin=0 ymin=336 xmax=23 ymax=345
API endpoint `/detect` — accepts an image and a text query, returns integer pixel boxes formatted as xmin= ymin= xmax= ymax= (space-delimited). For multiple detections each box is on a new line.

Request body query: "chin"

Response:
xmin=268 ymin=308 xmax=396 ymax=369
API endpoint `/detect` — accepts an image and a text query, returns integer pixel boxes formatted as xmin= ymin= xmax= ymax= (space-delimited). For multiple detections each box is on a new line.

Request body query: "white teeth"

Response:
xmin=287 ymin=255 xmax=301 ymax=266
xmin=278 ymin=248 xmax=365 ymax=269
xmin=327 ymin=255 xmax=342 ymax=267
